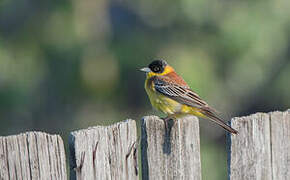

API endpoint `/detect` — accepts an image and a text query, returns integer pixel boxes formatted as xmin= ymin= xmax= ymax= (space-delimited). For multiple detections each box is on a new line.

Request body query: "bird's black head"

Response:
xmin=148 ymin=60 xmax=168 ymax=73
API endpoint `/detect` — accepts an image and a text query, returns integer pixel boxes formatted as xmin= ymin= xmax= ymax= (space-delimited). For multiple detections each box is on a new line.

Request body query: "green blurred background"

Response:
xmin=1 ymin=0 xmax=290 ymax=179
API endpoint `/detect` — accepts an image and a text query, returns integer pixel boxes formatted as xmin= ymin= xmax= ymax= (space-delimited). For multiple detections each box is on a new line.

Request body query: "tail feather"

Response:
xmin=202 ymin=110 xmax=238 ymax=134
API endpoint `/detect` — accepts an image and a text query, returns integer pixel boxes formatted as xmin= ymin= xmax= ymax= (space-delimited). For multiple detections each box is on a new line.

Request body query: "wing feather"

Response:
xmin=152 ymin=76 xmax=208 ymax=108
xmin=151 ymin=75 xmax=238 ymax=134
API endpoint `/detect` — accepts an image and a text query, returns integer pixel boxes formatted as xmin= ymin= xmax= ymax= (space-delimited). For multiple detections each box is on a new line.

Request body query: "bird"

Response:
xmin=140 ymin=59 xmax=238 ymax=134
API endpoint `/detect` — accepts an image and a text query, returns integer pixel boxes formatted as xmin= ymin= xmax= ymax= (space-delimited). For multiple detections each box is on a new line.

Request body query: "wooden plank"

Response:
xmin=69 ymin=119 xmax=138 ymax=180
xmin=228 ymin=113 xmax=272 ymax=180
xmin=0 ymin=132 xmax=67 ymax=180
xmin=270 ymin=110 xmax=290 ymax=180
xmin=141 ymin=115 xmax=201 ymax=180
xmin=228 ymin=110 xmax=290 ymax=180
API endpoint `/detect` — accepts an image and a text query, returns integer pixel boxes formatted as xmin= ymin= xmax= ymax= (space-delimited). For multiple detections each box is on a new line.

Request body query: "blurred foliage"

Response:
xmin=0 ymin=0 xmax=290 ymax=179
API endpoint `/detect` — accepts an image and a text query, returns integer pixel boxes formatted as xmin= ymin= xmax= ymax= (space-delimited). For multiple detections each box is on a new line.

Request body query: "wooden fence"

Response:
xmin=0 ymin=110 xmax=289 ymax=180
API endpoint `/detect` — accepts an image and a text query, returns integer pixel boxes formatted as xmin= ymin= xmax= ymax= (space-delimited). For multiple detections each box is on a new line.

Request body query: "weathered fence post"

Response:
xmin=0 ymin=132 xmax=67 ymax=180
xmin=69 ymin=119 xmax=138 ymax=180
xmin=141 ymin=115 xmax=201 ymax=180
xmin=228 ymin=110 xmax=290 ymax=180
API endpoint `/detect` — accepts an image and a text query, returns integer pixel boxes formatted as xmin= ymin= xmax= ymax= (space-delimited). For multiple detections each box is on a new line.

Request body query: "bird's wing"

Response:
xmin=152 ymin=75 xmax=209 ymax=109
xmin=152 ymin=75 xmax=238 ymax=134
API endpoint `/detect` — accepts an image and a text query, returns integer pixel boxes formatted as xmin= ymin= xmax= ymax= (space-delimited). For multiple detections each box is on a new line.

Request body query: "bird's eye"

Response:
xmin=154 ymin=67 xmax=160 ymax=72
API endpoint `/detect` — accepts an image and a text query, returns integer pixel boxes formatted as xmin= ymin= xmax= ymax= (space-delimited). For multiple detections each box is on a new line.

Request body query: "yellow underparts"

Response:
xmin=145 ymin=78 xmax=206 ymax=118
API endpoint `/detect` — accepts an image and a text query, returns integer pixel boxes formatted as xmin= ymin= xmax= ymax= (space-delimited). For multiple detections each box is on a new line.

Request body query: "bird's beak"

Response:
xmin=139 ymin=67 xmax=151 ymax=73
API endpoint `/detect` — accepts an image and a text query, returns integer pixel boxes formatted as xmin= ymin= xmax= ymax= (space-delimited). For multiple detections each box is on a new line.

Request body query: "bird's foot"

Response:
xmin=162 ymin=117 xmax=169 ymax=131
xmin=162 ymin=116 xmax=171 ymax=131
xmin=162 ymin=115 xmax=176 ymax=131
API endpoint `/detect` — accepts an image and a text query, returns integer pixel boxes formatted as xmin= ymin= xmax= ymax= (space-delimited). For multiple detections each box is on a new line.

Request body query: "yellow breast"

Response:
xmin=144 ymin=76 xmax=207 ymax=118
xmin=144 ymin=78 xmax=181 ymax=115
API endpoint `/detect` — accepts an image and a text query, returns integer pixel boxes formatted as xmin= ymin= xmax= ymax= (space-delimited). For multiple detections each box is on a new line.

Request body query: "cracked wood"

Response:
xmin=69 ymin=120 xmax=138 ymax=180
xmin=228 ymin=110 xmax=290 ymax=180
xmin=0 ymin=132 xmax=67 ymax=180
xmin=141 ymin=115 xmax=201 ymax=180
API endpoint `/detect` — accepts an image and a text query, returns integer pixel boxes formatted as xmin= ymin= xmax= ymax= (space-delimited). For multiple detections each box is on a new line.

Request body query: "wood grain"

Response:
xmin=228 ymin=113 xmax=272 ymax=179
xmin=270 ymin=110 xmax=290 ymax=180
xmin=141 ymin=115 xmax=201 ymax=180
xmin=0 ymin=132 xmax=67 ymax=180
xmin=69 ymin=119 xmax=138 ymax=180
xmin=228 ymin=110 xmax=290 ymax=180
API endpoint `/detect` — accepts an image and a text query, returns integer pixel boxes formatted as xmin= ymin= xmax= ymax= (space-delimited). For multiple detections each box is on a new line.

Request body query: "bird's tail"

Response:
xmin=201 ymin=109 xmax=238 ymax=134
